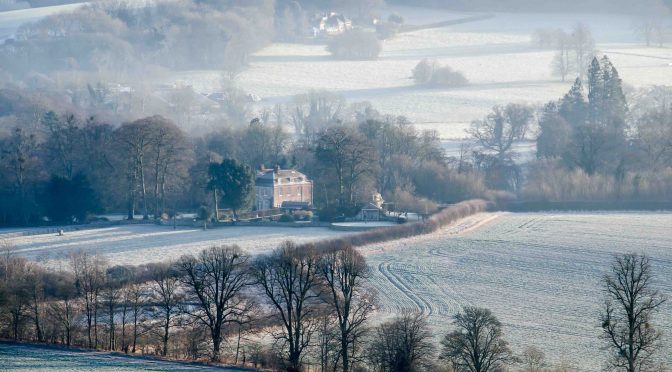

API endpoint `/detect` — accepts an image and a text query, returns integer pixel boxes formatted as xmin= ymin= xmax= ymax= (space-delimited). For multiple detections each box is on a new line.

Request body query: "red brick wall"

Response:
xmin=273 ymin=183 xmax=313 ymax=208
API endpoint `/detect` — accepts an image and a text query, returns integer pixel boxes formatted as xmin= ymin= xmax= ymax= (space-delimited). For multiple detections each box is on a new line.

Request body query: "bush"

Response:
xmin=278 ymin=214 xmax=294 ymax=222
xmin=387 ymin=187 xmax=438 ymax=215
xmin=412 ymin=59 xmax=468 ymax=88
xmin=388 ymin=13 xmax=404 ymax=24
xmin=292 ymin=210 xmax=313 ymax=221
xmin=376 ymin=22 xmax=400 ymax=39
xmin=327 ymin=29 xmax=382 ymax=60
xmin=522 ymin=160 xmax=672 ymax=202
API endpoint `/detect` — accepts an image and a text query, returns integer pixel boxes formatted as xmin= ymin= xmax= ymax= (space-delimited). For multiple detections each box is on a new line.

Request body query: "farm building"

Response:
xmin=312 ymin=12 xmax=352 ymax=37
xmin=255 ymin=165 xmax=313 ymax=211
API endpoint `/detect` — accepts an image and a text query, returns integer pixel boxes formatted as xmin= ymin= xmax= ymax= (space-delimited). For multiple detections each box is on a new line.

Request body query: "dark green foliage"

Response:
xmin=44 ymin=173 xmax=99 ymax=224
xmin=537 ymin=56 xmax=628 ymax=175
xmin=278 ymin=214 xmax=295 ymax=222
xmin=208 ymin=159 xmax=255 ymax=219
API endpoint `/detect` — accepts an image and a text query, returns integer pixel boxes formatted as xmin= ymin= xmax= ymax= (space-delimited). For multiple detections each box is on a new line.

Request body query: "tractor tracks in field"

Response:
xmin=378 ymin=260 xmax=434 ymax=316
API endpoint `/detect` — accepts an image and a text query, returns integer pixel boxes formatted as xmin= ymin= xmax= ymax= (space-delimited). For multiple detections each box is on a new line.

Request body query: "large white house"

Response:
xmin=255 ymin=166 xmax=313 ymax=211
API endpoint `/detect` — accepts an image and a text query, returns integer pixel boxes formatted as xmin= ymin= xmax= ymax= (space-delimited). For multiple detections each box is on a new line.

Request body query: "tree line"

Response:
xmin=0 ymin=240 xmax=667 ymax=371
xmin=0 ymin=88 xmax=489 ymax=226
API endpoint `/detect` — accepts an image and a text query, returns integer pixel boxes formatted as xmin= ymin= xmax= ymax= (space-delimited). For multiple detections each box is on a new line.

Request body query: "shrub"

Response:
xmin=292 ymin=210 xmax=313 ymax=221
xmin=327 ymin=29 xmax=382 ymax=60
xmin=388 ymin=13 xmax=404 ymax=24
xmin=412 ymin=59 xmax=468 ymax=88
xmin=278 ymin=214 xmax=294 ymax=223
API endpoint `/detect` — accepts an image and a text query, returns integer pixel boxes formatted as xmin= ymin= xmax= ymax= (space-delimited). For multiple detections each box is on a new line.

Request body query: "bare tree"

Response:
xmin=177 ymin=245 xmax=252 ymax=362
xmin=150 ymin=262 xmax=182 ymax=357
xmin=601 ymin=253 xmax=666 ymax=372
xmin=440 ymin=307 xmax=515 ymax=372
xmin=319 ymin=245 xmax=374 ymax=372
xmin=551 ymin=30 xmax=574 ymax=82
xmin=147 ymin=117 xmax=192 ymax=217
xmin=114 ymin=117 xmax=159 ymax=220
xmin=366 ymin=312 xmax=435 ymax=372
xmin=47 ymin=271 xmax=77 ymax=346
xmin=253 ymin=241 xmax=322 ymax=372
xmin=100 ymin=272 xmax=122 ymax=350
xmin=521 ymin=346 xmax=547 ymax=372
xmin=468 ymin=104 xmax=533 ymax=161
xmin=127 ymin=283 xmax=147 ymax=353
xmin=570 ymin=23 xmax=595 ymax=81
xmin=315 ymin=126 xmax=377 ymax=207
xmin=70 ymin=252 xmax=106 ymax=348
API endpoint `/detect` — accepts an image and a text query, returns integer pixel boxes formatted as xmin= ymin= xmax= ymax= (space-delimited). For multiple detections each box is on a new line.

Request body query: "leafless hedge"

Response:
xmin=306 ymin=199 xmax=489 ymax=252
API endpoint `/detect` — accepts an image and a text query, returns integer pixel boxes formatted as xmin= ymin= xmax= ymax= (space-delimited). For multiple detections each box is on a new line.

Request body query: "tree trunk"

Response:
xmin=213 ymin=189 xmax=219 ymax=221
xmin=139 ymin=156 xmax=149 ymax=220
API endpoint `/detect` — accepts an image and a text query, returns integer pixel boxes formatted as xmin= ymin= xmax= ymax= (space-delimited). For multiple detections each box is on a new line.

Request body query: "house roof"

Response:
xmin=361 ymin=203 xmax=382 ymax=211
xmin=255 ymin=168 xmax=310 ymax=187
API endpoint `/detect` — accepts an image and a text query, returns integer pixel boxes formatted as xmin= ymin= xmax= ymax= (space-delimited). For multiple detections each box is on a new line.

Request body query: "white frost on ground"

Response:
xmin=361 ymin=212 xmax=672 ymax=370
xmin=213 ymin=9 xmax=670 ymax=140
xmin=0 ymin=342 xmax=242 ymax=371
xmin=3 ymin=224 xmax=352 ymax=267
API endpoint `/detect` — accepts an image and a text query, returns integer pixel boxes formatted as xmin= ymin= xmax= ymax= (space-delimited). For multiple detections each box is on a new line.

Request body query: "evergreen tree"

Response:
xmin=44 ymin=173 xmax=99 ymax=223
xmin=545 ymin=57 xmax=629 ymax=175
xmin=559 ymin=78 xmax=588 ymax=126
xmin=207 ymin=159 xmax=255 ymax=220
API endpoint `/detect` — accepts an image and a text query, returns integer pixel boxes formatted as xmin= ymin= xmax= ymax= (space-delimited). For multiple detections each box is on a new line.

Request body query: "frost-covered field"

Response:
xmin=2 ymin=224 xmax=351 ymax=267
xmin=197 ymin=8 xmax=670 ymax=140
xmin=360 ymin=212 xmax=672 ymax=369
xmin=0 ymin=342 xmax=241 ymax=371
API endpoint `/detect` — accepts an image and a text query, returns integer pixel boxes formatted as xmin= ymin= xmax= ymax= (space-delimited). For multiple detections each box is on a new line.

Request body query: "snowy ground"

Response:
xmin=193 ymin=8 xmax=670 ymax=141
xmin=360 ymin=212 xmax=672 ymax=369
xmin=0 ymin=342 xmax=243 ymax=371
xmin=2 ymin=224 xmax=352 ymax=267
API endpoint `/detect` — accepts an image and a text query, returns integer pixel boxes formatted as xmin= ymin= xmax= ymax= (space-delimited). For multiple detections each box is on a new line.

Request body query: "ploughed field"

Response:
xmin=0 ymin=224 xmax=352 ymax=267
xmin=360 ymin=212 xmax=672 ymax=369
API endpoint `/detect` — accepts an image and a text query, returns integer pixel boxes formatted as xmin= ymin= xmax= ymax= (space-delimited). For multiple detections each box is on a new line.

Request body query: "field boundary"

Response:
xmin=400 ymin=14 xmax=495 ymax=33
xmin=499 ymin=200 xmax=672 ymax=212
xmin=304 ymin=199 xmax=490 ymax=251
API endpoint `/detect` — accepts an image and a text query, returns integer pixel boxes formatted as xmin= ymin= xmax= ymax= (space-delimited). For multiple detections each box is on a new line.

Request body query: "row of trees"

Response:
xmin=0 ymin=87 xmax=487 ymax=226
xmin=1 ymin=240 xmax=666 ymax=371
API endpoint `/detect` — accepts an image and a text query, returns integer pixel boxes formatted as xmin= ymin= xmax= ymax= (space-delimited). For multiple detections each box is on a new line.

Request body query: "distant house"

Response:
xmin=356 ymin=193 xmax=385 ymax=221
xmin=255 ymin=166 xmax=313 ymax=211
xmin=359 ymin=203 xmax=383 ymax=221
xmin=313 ymin=12 xmax=352 ymax=37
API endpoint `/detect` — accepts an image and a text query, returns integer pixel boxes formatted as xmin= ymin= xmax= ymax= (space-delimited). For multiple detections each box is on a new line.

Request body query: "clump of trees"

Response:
xmin=532 ymin=23 xmax=595 ymax=81
xmin=327 ymin=29 xmax=382 ymax=60
xmin=412 ymin=59 xmax=468 ymax=88
xmin=522 ymin=56 xmax=672 ymax=202
xmin=0 ymin=0 xmax=274 ymax=79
